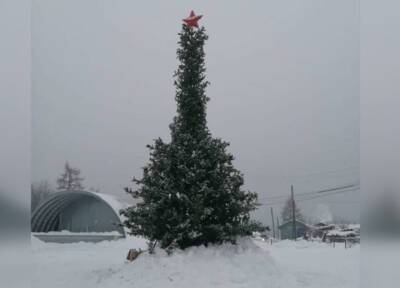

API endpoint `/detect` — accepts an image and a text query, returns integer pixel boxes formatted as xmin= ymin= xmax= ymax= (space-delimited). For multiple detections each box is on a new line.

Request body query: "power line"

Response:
xmin=326 ymin=201 xmax=360 ymax=205
xmin=259 ymin=166 xmax=359 ymax=180
xmin=288 ymin=166 xmax=359 ymax=179
xmin=315 ymin=184 xmax=358 ymax=194
xmin=296 ymin=187 xmax=360 ymax=202
xmin=259 ymin=183 xmax=358 ymax=201
xmin=259 ymin=185 xmax=360 ymax=206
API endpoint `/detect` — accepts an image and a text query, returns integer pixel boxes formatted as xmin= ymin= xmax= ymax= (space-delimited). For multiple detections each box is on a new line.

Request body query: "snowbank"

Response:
xmin=32 ymin=236 xmax=296 ymax=288
xmin=32 ymin=236 xmax=359 ymax=288
xmin=33 ymin=230 xmax=122 ymax=236
xmin=271 ymin=239 xmax=331 ymax=249
xmin=96 ymin=238 xmax=296 ymax=288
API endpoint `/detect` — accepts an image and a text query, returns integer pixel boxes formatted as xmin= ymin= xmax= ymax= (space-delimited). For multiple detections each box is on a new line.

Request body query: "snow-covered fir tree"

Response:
xmin=57 ymin=162 xmax=85 ymax=191
xmin=121 ymin=17 xmax=261 ymax=252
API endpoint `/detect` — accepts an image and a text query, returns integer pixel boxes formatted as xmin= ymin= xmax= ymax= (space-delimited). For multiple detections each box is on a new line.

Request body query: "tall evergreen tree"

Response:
xmin=121 ymin=15 xmax=260 ymax=252
xmin=281 ymin=196 xmax=304 ymax=223
xmin=57 ymin=162 xmax=85 ymax=191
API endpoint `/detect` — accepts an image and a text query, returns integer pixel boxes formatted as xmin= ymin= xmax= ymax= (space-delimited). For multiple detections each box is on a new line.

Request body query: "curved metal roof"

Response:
xmin=31 ymin=190 xmax=126 ymax=236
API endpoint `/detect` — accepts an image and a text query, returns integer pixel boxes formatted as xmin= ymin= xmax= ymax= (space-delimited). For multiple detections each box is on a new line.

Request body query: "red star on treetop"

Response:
xmin=183 ymin=10 xmax=203 ymax=28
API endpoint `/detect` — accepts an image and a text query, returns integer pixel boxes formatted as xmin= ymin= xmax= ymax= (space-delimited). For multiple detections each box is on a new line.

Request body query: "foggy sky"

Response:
xmin=32 ymin=0 xmax=359 ymax=224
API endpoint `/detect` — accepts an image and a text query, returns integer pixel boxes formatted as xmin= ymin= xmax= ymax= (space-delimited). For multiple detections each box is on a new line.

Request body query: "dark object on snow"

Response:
xmin=126 ymin=249 xmax=142 ymax=262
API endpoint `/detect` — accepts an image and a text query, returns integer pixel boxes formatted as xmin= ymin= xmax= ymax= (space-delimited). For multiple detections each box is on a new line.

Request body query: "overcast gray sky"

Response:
xmin=32 ymin=0 xmax=359 ymax=224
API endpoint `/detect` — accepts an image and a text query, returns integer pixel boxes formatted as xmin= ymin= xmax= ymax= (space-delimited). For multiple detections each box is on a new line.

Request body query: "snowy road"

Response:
xmin=32 ymin=236 xmax=359 ymax=288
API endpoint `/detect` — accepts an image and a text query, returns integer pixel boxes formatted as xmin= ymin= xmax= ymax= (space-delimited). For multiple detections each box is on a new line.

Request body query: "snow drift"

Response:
xmin=32 ymin=236 xmax=296 ymax=288
xmin=95 ymin=238 xmax=296 ymax=288
xmin=32 ymin=236 xmax=359 ymax=288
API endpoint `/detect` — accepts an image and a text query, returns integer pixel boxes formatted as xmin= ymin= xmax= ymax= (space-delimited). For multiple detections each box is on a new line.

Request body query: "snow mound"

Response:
xmin=94 ymin=238 xmax=296 ymax=288
xmin=32 ymin=236 xmax=359 ymax=288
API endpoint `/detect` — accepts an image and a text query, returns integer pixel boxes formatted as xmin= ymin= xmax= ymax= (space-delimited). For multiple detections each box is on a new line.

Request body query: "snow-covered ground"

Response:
xmin=32 ymin=235 xmax=359 ymax=288
xmin=258 ymin=240 xmax=359 ymax=288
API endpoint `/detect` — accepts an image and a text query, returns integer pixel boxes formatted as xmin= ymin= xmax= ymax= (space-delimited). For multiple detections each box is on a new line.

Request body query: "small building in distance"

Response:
xmin=323 ymin=224 xmax=360 ymax=243
xmin=31 ymin=190 xmax=127 ymax=243
xmin=310 ymin=222 xmax=336 ymax=239
xmin=278 ymin=220 xmax=311 ymax=240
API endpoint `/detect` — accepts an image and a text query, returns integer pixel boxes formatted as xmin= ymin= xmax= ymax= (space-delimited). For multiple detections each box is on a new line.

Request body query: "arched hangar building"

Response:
xmin=31 ymin=190 xmax=127 ymax=243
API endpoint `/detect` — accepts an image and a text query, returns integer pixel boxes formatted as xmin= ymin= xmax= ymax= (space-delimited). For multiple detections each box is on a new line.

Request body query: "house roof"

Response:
xmin=278 ymin=220 xmax=311 ymax=229
xmin=326 ymin=229 xmax=358 ymax=237
xmin=31 ymin=190 xmax=128 ymax=235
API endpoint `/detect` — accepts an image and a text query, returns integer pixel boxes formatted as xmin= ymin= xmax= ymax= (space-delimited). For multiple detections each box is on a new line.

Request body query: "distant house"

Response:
xmin=310 ymin=222 xmax=336 ymax=239
xmin=323 ymin=224 xmax=360 ymax=243
xmin=345 ymin=224 xmax=360 ymax=234
xmin=324 ymin=229 xmax=359 ymax=243
xmin=278 ymin=220 xmax=311 ymax=240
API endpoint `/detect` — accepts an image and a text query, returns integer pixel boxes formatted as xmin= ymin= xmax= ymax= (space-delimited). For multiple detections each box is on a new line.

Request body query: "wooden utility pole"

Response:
xmin=276 ymin=217 xmax=280 ymax=240
xmin=291 ymin=185 xmax=296 ymax=241
xmin=270 ymin=207 xmax=275 ymax=239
